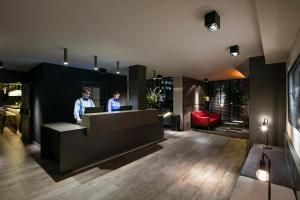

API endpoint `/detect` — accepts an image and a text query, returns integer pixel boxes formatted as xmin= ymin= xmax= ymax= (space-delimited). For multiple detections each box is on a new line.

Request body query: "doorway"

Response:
xmin=0 ymin=82 xmax=22 ymax=137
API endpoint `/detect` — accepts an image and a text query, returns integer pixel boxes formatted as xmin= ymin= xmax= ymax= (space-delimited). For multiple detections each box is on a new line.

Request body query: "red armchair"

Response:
xmin=191 ymin=110 xmax=221 ymax=130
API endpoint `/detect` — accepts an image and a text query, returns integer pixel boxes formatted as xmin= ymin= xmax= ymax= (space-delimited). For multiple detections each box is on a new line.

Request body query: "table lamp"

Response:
xmin=256 ymin=152 xmax=271 ymax=200
xmin=261 ymin=118 xmax=272 ymax=149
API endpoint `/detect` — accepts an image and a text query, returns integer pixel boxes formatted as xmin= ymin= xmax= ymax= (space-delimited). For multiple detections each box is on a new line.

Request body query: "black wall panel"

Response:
xmin=30 ymin=63 xmax=127 ymax=144
xmin=249 ymin=56 xmax=286 ymax=147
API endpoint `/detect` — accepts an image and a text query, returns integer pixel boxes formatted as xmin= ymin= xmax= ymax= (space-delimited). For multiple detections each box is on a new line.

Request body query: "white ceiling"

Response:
xmin=254 ymin=0 xmax=300 ymax=64
xmin=0 ymin=0 xmax=296 ymax=80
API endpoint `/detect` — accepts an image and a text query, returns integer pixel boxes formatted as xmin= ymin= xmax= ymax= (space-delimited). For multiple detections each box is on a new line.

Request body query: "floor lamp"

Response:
xmin=261 ymin=118 xmax=272 ymax=149
xmin=256 ymin=152 xmax=271 ymax=200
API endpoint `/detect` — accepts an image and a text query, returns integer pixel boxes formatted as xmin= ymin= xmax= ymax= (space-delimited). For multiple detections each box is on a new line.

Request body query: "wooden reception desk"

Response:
xmin=41 ymin=109 xmax=164 ymax=173
xmin=82 ymin=109 xmax=160 ymax=136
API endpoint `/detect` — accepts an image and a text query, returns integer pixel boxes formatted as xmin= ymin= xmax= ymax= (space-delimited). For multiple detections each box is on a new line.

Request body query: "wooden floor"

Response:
xmin=0 ymin=127 xmax=248 ymax=200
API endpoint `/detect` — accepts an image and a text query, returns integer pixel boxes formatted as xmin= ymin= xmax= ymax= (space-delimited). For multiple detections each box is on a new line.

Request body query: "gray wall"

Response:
xmin=249 ymin=56 xmax=286 ymax=147
xmin=129 ymin=65 xmax=146 ymax=110
xmin=173 ymin=77 xmax=183 ymax=129
xmin=183 ymin=77 xmax=205 ymax=130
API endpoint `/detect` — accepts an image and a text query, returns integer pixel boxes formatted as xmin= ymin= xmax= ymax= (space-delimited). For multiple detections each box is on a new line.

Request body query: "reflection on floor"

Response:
xmin=195 ymin=125 xmax=249 ymax=139
xmin=0 ymin=127 xmax=247 ymax=200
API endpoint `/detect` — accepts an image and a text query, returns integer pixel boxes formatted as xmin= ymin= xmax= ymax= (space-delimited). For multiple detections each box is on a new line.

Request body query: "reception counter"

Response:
xmin=41 ymin=109 xmax=164 ymax=173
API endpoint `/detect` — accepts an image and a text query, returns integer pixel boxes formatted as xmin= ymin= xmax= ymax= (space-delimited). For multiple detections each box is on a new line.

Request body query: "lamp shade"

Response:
xmin=261 ymin=118 xmax=269 ymax=132
xmin=256 ymin=154 xmax=270 ymax=182
xmin=256 ymin=169 xmax=269 ymax=182
xmin=261 ymin=124 xmax=268 ymax=132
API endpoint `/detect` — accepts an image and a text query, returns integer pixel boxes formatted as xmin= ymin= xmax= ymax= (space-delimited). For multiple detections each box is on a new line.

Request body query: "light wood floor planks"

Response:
xmin=0 ymin=128 xmax=247 ymax=200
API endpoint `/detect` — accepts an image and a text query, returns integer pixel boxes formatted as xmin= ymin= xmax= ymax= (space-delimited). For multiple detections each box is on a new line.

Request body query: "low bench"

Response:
xmin=230 ymin=144 xmax=296 ymax=200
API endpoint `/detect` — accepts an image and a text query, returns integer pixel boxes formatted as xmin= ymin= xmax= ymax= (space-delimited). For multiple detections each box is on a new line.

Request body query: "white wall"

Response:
xmin=287 ymin=28 xmax=300 ymax=158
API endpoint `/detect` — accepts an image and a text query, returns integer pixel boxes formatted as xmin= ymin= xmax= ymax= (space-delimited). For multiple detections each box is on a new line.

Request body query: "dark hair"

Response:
xmin=82 ymin=88 xmax=90 ymax=94
xmin=113 ymin=91 xmax=120 ymax=95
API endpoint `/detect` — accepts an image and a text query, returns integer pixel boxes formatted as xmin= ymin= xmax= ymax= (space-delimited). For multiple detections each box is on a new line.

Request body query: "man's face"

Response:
xmin=82 ymin=92 xmax=90 ymax=99
xmin=114 ymin=93 xmax=120 ymax=99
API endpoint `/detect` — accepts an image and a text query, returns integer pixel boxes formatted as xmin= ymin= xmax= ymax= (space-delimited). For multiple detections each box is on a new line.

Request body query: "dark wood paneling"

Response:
xmin=30 ymin=63 xmax=127 ymax=144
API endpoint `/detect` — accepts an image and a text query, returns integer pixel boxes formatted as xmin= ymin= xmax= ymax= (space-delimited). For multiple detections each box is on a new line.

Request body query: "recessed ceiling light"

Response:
xmin=205 ymin=11 xmax=220 ymax=32
xmin=230 ymin=45 xmax=239 ymax=56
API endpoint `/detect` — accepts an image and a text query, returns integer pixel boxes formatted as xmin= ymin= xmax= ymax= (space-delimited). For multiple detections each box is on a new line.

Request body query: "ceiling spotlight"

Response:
xmin=156 ymin=75 xmax=163 ymax=80
xmin=204 ymin=78 xmax=208 ymax=83
xmin=63 ymin=48 xmax=68 ymax=65
xmin=0 ymin=61 xmax=3 ymax=69
xmin=230 ymin=45 xmax=239 ymax=56
xmin=94 ymin=56 xmax=98 ymax=71
xmin=205 ymin=10 xmax=220 ymax=32
xmin=116 ymin=61 xmax=120 ymax=74
xmin=153 ymin=70 xmax=157 ymax=80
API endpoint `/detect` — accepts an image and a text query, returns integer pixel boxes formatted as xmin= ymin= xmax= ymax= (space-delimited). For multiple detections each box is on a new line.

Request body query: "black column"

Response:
xmin=129 ymin=65 xmax=146 ymax=110
xmin=249 ymin=56 xmax=286 ymax=147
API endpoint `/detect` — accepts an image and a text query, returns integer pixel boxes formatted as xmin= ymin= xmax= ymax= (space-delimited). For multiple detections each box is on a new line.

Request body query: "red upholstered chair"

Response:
xmin=191 ymin=110 xmax=221 ymax=130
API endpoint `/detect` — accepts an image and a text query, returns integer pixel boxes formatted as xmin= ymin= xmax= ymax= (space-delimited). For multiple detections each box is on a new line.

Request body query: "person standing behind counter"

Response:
xmin=107 ymin=91 xmax=121 ymax=112
xmin=74 ymin=88 xmax=95 ymax=124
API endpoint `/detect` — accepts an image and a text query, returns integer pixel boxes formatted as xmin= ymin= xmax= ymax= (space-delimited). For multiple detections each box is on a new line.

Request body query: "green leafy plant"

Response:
xmin=146 ymin=87 xmax=161 ymax=108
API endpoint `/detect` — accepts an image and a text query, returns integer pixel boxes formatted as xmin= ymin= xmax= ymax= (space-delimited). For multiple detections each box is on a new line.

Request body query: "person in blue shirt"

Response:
xmin=107 ymin=91 xmax=121 ymax=112
xmin=74 ymin=88 xmax=95 ymax=124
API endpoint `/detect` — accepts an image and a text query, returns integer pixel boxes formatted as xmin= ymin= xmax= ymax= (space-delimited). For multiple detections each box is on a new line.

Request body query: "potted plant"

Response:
xmin=146 ymin=87 xmax=161 ymax=109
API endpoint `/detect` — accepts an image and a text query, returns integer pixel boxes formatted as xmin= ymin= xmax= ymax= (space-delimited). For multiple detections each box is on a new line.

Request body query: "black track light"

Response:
xmin=0 ymin=61 xmax=3 ymax=69
xmin=63 ymin=48 xmax=68 ymax=65
xmin=116 ymin=61 xmax=120 ymax=74
xmin=94 ymin=56 xmax=98 ymax=71
xmin=230 ymin=45 xmax=239 ymax=56
xmin=205 ymin=10 xmax=220 ymax=32
xmin=156 ymin=75 xmax=163 ymax=80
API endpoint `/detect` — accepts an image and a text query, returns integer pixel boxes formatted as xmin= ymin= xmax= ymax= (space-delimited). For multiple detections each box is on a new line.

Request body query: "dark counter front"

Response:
xmin=41 ymin=110 xmax=164 ymax=173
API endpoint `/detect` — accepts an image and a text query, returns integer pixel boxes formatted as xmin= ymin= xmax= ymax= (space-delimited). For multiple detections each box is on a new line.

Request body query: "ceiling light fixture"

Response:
xmin=94 ymin=56 xmax=98 ymax=71
xmin=63 ymin=48 xmax=68 ymax=65
xmin=0 ymin=61 xmax=3 ymax=69
xmin=156 ymin=75 xmax=163 ymax=80
xmin=153 ymin=70 xmax=157 ymax=80
xmin=230 ymin=45 xmax=239 ymax=56
xmin=116 ymin=61 xmax=120 ymax=74
xmin=205 ymin=10 xmax=220 ymax=32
